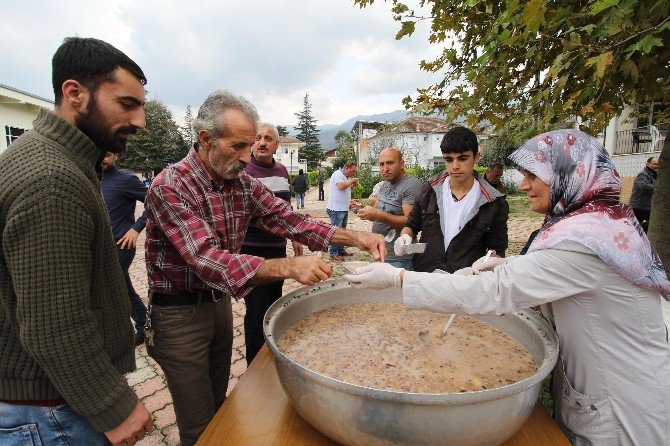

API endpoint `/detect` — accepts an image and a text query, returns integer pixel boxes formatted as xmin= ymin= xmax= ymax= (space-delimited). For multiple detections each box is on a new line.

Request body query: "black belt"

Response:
xmin=151 ymin=289 xmax=226 ymax=306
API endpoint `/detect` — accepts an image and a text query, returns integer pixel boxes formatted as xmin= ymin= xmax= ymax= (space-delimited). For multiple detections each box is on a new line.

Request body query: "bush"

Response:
xmin=308 ymin=170 xmax=319 ymax=187
xmin=407 ymin=164 xmax=446 ymax=183
xmin=355 ymin=164 xmax=382 ymax=198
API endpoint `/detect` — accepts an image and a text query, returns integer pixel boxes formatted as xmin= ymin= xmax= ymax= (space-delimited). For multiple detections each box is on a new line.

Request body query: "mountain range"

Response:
xmin=283 ymin=110 xmax=409 ymax=150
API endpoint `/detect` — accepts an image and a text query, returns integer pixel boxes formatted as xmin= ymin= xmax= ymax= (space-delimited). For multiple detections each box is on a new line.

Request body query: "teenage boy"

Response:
xmin=397 ymin=126 xmax=509 ymax=272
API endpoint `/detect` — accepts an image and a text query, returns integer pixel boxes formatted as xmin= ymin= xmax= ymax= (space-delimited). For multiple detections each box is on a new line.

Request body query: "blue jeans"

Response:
xmin=387 ymin=259 xmax=413 ymax=270
xmin=0 ymin=402 xmax=110 ymax=445
xmin=295 ymin=192 xmax=305 ymax=208
xmin=326 ymin=209 xmax=349 ymax=256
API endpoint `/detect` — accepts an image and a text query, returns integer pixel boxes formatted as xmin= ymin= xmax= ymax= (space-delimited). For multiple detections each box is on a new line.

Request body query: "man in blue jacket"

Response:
xmin=102 ymin=151 xmax=148 ymax=345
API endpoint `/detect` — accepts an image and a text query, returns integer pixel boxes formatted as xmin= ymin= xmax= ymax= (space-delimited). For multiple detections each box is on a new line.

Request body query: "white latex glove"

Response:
xmin=453 ymin=267 xmax=474 ymax=276
xmin=344 ymin=263 xmax=403 ymax=290
xmin=393 ymin=233 xmax=412 ymax=256
xmin=472 ymin=255 xmax=509 ymax=274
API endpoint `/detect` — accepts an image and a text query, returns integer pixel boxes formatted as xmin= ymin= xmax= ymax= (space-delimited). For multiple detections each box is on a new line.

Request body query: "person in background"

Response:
xmin=0 ymin=37 xmax=153 ymax=446
xmin=483 ymin=161 xmax=505 ymax=193
xmin=357 ymin=148 xmax=422 ymax=270
xmin=102 ymin=151 xmax=149 ymax=347
xmin=144 ymin=90 xmax=385 ymax=445
xmin=242 ymin=122 xmax=303 ymax=364
xmin=317 ymin=165 xmax=325 ymax=200
xmin=326 ymin=160 xmax=359 ymax=260
xmin=396 ymin=126 xmax=508 ymax=273
xmin=293 ymin=168 xmax=309 ymax=209
xmin=347 ymin=129 xmax=670 ymax=445
xmin=629 ymin=156 xmax=659 ymax=232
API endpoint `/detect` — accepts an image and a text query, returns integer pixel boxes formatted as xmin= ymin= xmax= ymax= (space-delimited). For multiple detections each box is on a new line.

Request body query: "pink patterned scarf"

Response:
xmin=508 ymin=129 xmax=670 ymax=299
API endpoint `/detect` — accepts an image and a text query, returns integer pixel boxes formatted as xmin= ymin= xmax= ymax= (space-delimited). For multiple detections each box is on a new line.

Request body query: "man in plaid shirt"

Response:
xmin=144 ymin=89 xmax=385 ymax=446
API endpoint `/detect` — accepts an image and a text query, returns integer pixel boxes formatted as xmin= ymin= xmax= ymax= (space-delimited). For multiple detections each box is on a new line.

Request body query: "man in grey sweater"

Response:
xmin=0 ymin=37 xmax=153 ymax=446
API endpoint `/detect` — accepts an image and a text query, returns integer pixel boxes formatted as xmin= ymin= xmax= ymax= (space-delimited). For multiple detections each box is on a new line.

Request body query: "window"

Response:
xmin=5 ymin=126 xmax=27 ymax=147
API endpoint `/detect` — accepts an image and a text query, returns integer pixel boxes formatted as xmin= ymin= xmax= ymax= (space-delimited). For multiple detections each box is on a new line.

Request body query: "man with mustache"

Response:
xmin=0 ymin=37 xmax=153 ymax=446
xmin=241 ymin=123 xmax=303 ymax=365
xmin=144 ymin=89 xmax=385 ymax=446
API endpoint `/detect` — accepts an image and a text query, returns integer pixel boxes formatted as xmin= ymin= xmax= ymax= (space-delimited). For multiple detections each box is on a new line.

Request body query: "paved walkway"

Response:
xmin=127 ymin=181 xmax=669 ymax=445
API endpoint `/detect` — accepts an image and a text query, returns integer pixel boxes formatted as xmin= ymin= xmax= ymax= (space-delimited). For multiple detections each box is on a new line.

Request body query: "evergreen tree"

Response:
xmin=118 ymin=99 xmax=188 ymax=175
xmin=277 ymin=125 xmax=289 ymax=137
xmin=294 ymin=93 xmax=324 ymax=169
xmin=180 ymin=104 xmax=195 ymax=149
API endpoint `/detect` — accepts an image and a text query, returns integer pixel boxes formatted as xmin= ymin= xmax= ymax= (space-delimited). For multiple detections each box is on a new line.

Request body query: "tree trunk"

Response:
xmin=648 ymin=136 xmax=669 ymax=273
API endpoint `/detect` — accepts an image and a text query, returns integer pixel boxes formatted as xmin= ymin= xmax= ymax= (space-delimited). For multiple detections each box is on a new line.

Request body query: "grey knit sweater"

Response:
xmin=0 ymin=108 xmax=138 ymax=431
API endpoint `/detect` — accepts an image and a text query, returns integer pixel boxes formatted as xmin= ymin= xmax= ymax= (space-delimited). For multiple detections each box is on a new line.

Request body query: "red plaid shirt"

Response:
xmin=145 ymin=148 xmax=336 ymax=297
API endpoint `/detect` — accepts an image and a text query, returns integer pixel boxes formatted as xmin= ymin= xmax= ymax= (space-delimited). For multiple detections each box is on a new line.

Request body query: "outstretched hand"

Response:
xmin=345 ymin=262 xmax=402 ymax=290
xmin=289 ymin=256 xmax=333 ymax=285
xmin=472 ymin=254 xmax=508 ymax=274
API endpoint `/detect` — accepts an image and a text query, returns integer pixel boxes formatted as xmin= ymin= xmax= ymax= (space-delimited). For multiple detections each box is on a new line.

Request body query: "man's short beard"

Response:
xmin=208 ymin=139 xmax=247 ymax=178
xmin=75 ymin=92 xmax=136 ymax=153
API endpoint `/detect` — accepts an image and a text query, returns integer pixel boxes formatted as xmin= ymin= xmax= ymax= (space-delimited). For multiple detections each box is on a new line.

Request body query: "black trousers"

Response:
xmin=633 ymin=208 xmax=651 ymax=233
xmin=240 ymin=244 xmax=286 ymax=364
xmin=318 ymin=183 xmax=325 ymax=200
xmin=116 ymin=246 xmax=148 ymax=334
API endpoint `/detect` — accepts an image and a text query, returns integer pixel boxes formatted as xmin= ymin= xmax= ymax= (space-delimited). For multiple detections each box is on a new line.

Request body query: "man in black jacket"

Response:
xmin=629 ymin=156 xmax=659 ymax=232
xmin=397 ymin=126 xmax=509 ymax=272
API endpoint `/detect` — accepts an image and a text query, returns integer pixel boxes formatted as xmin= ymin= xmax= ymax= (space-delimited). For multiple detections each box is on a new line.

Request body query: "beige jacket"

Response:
xmin=403 ymin=241 xmax=670 ymax=445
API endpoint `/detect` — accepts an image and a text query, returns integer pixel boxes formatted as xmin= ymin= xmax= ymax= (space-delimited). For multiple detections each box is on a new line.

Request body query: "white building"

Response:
xmin=602 ymin=103 xmax=666 ymax=178
xmin=1 ymin=84 xmax=54 ymax=154
xmin=363 ymin=117 xmax=490 ymax=169
xmin=275 ymin=136 xmax=307 ymax=174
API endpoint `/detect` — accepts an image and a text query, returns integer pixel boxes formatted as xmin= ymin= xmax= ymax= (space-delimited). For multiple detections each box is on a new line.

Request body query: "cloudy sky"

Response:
xmin=0 ymin=0 xmax=443 ymax=127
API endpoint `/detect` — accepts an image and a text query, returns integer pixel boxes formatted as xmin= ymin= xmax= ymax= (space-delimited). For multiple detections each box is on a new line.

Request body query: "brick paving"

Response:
xmin=127 ymin=181 xmax=669 ymax=445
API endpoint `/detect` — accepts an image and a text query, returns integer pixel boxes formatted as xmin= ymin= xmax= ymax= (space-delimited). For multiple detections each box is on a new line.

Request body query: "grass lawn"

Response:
xmin=507 ymin=195 xmax=541 ymax=219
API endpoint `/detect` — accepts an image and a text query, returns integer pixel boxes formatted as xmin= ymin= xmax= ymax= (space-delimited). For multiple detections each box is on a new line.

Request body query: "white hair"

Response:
xmin=193 ymin=89 xmax=260 ymax=141
xmin=258 ymin=122 xmax=279 ymax=140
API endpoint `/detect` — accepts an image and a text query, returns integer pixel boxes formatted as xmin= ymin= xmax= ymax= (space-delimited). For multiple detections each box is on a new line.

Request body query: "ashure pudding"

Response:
xmin=279 ymin=302 xmax=537 ymax=393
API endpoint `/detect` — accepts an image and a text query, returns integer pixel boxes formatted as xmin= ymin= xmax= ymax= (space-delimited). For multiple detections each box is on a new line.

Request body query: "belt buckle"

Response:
xmin=211 ymin=289 xmax=222 ymax=303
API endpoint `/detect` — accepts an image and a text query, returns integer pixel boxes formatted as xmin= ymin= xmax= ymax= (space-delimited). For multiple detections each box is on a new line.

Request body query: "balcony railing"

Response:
xmin=614 ymin=124 xmax=667 ymax=155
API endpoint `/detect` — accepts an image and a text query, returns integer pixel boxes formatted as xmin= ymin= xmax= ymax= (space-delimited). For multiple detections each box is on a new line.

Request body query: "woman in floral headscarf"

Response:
xmin=346 ymin=130 xmax=670 ymax=445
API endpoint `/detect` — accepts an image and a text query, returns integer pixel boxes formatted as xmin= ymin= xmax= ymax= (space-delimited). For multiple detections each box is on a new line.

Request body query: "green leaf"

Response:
xmin=547 ymin=53 xmax=567 ymax=79
xmin=590 ymin=0 xmax=619 ymax=15
xmin=594 ymin=51 xmax=613 ymax=80
xmin=396 ymin=20 xmax=416 ymax=39
xmin=625 ymin=35 xmax=663 ymax=56
xmin=391 ymin=3 xmax=409 ymax=14
xmin=621 ymin=59 xmax=639 ymax=82
xmin=520 ymin=0 xmax=545 ymax=33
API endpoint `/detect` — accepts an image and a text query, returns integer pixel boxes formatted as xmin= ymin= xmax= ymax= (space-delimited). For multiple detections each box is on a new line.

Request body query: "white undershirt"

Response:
xmin=442 ymin=177 xmax=480 ymax=251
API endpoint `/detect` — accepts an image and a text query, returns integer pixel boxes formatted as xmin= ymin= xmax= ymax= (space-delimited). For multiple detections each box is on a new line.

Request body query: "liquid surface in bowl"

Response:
xmin=278 ymin=303 xmax=537 ymax=393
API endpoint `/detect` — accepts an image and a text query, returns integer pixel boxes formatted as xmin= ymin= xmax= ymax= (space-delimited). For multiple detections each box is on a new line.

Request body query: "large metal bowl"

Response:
xmin=263 ymin=279 xmax=559 ymax=446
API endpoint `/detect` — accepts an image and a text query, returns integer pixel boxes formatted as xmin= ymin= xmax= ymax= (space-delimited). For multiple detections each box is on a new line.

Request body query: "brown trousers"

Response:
xmin=147 ymin=298 xmax=233 ymax=446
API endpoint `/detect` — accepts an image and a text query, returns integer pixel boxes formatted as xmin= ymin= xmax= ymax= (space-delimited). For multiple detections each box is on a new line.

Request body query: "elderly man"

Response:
xmin=144 ymin=90 xmax=384 ymax=445
xmin=0 ymin=37 xmax=152 ymax=446
xmin=241 ymin=122 xmax=303 ymax=364
xmin=629 ymin=156 xmax=659 ymax=232
xmin=357 ymin=148 xmax=422 ymax=269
